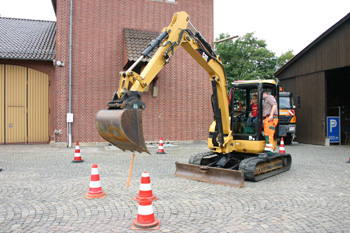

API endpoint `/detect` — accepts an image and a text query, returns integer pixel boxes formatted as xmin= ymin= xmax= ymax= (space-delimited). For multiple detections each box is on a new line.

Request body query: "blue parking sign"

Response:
xmin=327 ymin=117 xmax=340 ymax=143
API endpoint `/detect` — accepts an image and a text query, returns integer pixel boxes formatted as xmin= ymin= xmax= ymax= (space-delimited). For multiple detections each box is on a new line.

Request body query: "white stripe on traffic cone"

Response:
xmin=279 ymin=137 xmax=286 ymax=153
xmin=72 ymin=141 xmax=84 ymax=163
xmin=131 ymin=198 xmax=160 ymax=230
xmin=85 ymin=164 xmax=106 ymax=199
xmin=133 ymin=172 xmax=159 ymax=201
xmin=156 ymin=137 xmax=166 ymax=154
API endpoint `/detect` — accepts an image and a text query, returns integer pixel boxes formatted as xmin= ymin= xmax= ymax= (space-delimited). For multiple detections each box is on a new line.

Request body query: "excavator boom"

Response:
xmin=94 ymin=11 xmax=245 ymax=187
xmin=95 ymin=11 xmax=232 ymax=155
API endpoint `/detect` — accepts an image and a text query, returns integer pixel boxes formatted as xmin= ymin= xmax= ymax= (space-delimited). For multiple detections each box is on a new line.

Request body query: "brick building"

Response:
xmin=0 ymin=0 xmax=214 ymax=146
xmin=0 ymin=18 xmax=55 ymax=144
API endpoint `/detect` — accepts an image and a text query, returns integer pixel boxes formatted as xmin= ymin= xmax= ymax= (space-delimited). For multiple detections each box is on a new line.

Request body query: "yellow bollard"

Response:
xmin=127 ymin=153 xmax=135 ymax=188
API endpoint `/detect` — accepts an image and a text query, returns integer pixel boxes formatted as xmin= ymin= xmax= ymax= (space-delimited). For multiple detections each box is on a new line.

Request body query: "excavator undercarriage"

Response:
xmin=175 ymin=151 xmax=291 ymax=187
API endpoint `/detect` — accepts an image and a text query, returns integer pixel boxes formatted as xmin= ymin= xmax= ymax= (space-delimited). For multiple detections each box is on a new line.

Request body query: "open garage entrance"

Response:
xmin=326 ymin=66 xmax=350 ymax=144
xmin=0 ymin=65 xmax=49 ymax=144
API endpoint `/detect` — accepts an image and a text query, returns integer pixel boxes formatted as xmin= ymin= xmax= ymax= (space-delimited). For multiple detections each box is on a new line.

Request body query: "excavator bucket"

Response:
xmin=174 ymin=162 xmax=244 ymax=188
xmin=95 ymin=109 xmax=150 ymax=154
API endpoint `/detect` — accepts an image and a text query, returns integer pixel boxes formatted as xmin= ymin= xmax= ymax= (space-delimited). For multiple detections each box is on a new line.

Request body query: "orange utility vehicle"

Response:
xmin=278 ymin=91 xmax=300 ymax=144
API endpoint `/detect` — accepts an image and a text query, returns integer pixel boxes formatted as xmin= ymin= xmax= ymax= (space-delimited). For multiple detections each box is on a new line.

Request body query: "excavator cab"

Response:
xmin=230 ymin=80 xmax=279 ymax=145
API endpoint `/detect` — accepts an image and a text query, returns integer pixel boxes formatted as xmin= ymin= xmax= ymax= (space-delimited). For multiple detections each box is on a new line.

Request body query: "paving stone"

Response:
xmin=0 ymin=143 xmax=350 ymax=232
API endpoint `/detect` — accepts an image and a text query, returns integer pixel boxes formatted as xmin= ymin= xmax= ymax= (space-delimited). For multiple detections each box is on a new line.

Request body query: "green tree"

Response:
xmin=215 ymin=32 xmax=276 ymax=89
xmin=278 ymin=50 xmax=294 ymax=68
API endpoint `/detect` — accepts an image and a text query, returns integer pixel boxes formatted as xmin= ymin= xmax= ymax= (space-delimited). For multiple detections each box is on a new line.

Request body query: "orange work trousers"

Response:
xmin=264 ymin=115 xmax=279 ymax=155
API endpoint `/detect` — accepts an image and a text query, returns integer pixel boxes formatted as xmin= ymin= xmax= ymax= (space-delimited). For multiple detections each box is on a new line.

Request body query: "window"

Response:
xmin=231 ymin=84 xmax=261 ymax=137
xmin=279 ymin=96 xmax=293 ymax=109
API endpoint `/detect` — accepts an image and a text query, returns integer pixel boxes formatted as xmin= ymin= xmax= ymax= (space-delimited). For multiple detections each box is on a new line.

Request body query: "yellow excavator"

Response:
xmin=95 ymin=11 xmax=291 ymax=188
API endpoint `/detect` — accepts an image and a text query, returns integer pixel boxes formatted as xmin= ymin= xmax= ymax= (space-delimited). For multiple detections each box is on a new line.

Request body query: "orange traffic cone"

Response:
xmin=72 ymin=142 xmax=84 ymax=163
xmin=156 ymin=137 xmax=166 ymax=154
xmin=279 ymin=137 xmax=286 ymax=153
xmin=85 ymin=164 xmax=106 ymax=199
xmin=133 ymin=172 xmax=159 ymax=201
xmin=130 ymin=198 xmax=160 ymax=230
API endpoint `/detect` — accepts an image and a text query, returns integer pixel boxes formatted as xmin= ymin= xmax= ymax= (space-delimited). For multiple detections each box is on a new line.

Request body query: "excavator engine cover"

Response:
xmin=175 ymin=162 xmax=244 ymax=188
xmin=95 ymin=109 xmax=150 ymax=154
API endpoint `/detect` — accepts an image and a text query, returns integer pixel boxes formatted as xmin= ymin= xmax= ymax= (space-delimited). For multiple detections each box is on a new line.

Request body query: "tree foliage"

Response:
xmin=278 ymin=50 xmax=294 ymax=68
xmin=215 ymin=32 xmax=294 ymax=89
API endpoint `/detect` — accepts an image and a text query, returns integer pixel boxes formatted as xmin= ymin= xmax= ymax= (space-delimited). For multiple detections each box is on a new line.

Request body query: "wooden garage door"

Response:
xmin=5 ymin=65 xmax=27 ymax=143
xmin=28 ymin=68 xmax=49 ymax=142
xmin=1 ymin=65 xmax=49 ymax=144
xmin=0 ymin=65 xmax=4 ymax=143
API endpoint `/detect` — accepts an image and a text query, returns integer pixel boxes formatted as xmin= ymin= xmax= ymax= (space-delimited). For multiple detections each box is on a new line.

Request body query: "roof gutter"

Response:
xmin=0 ymin=57 xmax=55 ymax=61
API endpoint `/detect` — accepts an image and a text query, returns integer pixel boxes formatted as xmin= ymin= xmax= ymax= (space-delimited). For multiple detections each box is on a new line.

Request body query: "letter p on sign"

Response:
xmin=330 ymin=119 xmax=337 ymax=133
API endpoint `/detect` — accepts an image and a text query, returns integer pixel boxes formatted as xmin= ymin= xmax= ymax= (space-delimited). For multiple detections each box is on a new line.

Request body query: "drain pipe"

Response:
xmin=67 ymin=0 xmax=74 ymax=147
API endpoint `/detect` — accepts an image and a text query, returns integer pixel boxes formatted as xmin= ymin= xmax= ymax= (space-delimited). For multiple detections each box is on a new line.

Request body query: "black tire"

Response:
xmin=284 ymin=134 xmax=293 ymax=145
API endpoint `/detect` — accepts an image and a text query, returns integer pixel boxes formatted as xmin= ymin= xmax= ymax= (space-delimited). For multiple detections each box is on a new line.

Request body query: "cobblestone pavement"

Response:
xmin=1 ymin=142 xmax=350 ymax=232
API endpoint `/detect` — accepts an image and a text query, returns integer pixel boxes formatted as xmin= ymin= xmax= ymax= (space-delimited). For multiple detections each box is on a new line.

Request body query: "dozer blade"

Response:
xmin=95 ymin=109 xmax=150 ymax=154
xmin=174 ymin=162 xmax=244 ymax=188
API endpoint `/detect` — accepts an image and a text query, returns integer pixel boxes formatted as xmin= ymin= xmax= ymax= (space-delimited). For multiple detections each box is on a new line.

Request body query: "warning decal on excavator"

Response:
xmin=196 ymin=49 xmax=211 ymax=63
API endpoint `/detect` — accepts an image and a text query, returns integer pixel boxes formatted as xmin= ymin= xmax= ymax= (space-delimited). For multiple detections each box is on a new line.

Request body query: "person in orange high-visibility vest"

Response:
xmin=259 ymin=91 xmax=278 ymax=159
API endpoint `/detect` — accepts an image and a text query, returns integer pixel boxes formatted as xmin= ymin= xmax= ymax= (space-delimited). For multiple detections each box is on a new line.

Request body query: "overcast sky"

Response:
xmin=214 ymin=0 xmax=350 ymax=55
xmin=0 ymin=0 xmax=349 ymax=56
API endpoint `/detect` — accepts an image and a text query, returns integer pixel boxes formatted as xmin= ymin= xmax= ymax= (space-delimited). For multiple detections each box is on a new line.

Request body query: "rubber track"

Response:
xmin=189 ymin=152 xmax=292 ymax=182
xmin=189 ymin=151 xmax=216 ymax=165
xmin=239 ymin=153 xmax=292 ymax=182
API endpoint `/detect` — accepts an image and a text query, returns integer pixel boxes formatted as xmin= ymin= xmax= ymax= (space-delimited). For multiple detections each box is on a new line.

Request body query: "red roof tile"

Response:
xmin=124 ymin=29 xmax=160 ymax=62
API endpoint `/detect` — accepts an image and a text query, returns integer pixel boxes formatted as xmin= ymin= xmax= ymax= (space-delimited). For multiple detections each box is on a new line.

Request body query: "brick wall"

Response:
xmin=55 ymin=0 xmax=214 ymax=144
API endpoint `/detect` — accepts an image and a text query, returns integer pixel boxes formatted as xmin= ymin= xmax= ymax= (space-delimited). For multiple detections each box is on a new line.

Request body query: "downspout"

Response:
xmin=68 ymin=0 xmax=73 ymax=147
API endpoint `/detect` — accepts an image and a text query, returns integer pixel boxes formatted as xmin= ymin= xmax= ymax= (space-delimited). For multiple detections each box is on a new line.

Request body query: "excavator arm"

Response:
xmin=95 ymin=11 xmax=233 ymax=154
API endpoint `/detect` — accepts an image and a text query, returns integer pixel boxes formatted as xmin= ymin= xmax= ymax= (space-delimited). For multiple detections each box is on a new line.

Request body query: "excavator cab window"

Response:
xmin=231 ymin=84 xmax=261 ymax=138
